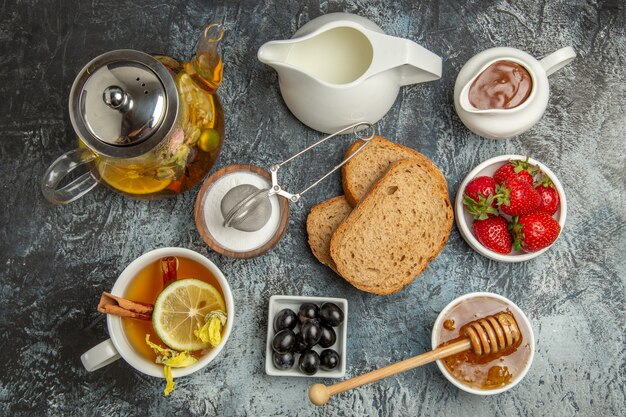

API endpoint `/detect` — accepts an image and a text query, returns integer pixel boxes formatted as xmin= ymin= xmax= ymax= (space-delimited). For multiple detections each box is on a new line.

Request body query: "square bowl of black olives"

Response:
xmin=265 ymin=295 xmax=347 ymax=378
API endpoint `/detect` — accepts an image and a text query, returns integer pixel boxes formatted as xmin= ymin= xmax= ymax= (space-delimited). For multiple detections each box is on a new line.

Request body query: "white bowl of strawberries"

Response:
xmin=455 ymin=155 xmax=566 ymax=262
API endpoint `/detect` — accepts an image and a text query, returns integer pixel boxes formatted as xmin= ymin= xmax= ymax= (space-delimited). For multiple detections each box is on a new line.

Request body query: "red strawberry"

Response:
xmin=510 ymin=212 xmax=561 ymax=252
xmin=463 ymin=176 xmax=498 ymax=220
xmin=493 ymin=157 xmax=538 ymax=186
xmin=465 ymin=176 xmax=497 ymax=203
xmin=473 ymin=216 xmax=513 ymax=254
xmin=496 ymin=179 xmax=542 ymax=216
xmin=534 ymin=174 xmax=560 ymax=215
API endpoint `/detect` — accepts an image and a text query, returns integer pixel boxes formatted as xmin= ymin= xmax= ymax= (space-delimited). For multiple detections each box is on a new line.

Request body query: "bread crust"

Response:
xmin=330 ymin=159 xmax=453 ymax=295
xmin=342 ymin=136 xmax=449 ymax=207
xmin=306 ymin=195 xmax=352 ymax=272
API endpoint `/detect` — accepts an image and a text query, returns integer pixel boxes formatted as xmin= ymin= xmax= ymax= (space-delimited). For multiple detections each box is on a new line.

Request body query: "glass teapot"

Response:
xmin=42 ymin=22 xmax=225 ymax=204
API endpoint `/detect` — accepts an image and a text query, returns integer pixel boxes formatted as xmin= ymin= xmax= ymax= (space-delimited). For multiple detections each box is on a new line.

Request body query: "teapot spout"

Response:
xmin=189 ymin=21 xmax=225 ymax=92
xmin=366 ymin=31 xmax=442 ymax=87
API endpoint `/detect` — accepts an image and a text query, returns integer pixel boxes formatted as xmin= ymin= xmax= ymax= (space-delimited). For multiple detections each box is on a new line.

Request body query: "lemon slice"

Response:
xmin=152 ymin=278 xmax=226 ymax=351
xmin=98 ymin=163 xmax=172 ymax=195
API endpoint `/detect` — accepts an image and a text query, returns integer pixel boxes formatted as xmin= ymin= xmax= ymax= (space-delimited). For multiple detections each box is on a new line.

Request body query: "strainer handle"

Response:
xmin=41 ymin=147 xmax=99 ymax=205
xmin=269 ymin=122 xmax=376 ymax=202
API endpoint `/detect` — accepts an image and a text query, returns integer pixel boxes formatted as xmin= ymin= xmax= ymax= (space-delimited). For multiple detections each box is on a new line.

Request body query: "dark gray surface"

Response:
xmin=1 ymin=1 xmax=624 ymax=416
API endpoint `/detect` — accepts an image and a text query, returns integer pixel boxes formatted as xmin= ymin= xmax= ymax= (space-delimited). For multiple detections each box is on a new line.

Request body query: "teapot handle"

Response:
xmin=539 ymin=46 xmax=576 ymax=76
xmin=41 ymin=148 xmax=99 ymax=205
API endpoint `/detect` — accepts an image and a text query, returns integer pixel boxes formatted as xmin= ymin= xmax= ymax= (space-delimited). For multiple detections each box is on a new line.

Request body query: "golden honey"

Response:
xmin=437 ymin=296 xmax=531 ymax=390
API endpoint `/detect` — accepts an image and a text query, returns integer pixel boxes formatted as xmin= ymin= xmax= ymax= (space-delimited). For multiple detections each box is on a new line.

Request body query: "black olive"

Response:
xmin=318 ymin=324 xmax=336 ymax=348
xmin=292 ymin=332 xmax=310 ymax=354
xmin=298 ymin=302 xmax=319 ymax=324
xmin=272 ymin=329 xmax=296 ymax=353
xmin=319 ymin=302 xmax=344 ymax=327
xmin=272 ymin=351 xmax=295 ymax=370
xmin=299 ymin=350 xmax=320 ymax=375
xmin=300 ymin=320 xmax=322 ymax=346
xmin=320 ymin=349 xmax=340 ymax=370
xmin=273 ymin=308 xmax=298 ymax=332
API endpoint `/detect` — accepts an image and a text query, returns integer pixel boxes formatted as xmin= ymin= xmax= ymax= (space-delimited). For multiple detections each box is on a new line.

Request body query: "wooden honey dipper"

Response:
xmin=309 ymin=312 xmax=521 ymax=406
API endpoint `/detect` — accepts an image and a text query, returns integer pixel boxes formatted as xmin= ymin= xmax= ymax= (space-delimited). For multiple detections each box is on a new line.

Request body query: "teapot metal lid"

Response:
xmin=69 ymin=49 xmax=178 ymax=158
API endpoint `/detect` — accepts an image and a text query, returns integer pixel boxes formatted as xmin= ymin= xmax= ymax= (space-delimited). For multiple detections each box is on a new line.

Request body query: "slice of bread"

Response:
xmin=330 ymin=158 xmax=453 ymax=295
xmin=342 ymin=136 xmax=447 ymax=207
xmin=306 ymin=195 xmax=352 ymax=272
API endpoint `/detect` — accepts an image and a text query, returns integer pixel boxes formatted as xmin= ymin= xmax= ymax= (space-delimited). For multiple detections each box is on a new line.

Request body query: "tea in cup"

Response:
xmin=454 ymin=46 xmax=576 ymax=139
xmin=81 ymin=247 xmax=234 ymax=394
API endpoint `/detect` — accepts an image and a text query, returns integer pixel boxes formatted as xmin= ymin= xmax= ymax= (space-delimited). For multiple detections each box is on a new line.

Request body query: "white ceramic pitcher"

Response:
xmin=258 ymin=13 xmax=442 ymax=133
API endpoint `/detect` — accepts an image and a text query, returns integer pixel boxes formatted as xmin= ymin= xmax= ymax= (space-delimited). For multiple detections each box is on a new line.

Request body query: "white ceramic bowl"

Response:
xmin=455 ymin=154 xmax=567 ymax=262
xmin=431 ymin=292 xmax=535 ymax=395
xmin=265 ymin=295 xmax=347 ymax=378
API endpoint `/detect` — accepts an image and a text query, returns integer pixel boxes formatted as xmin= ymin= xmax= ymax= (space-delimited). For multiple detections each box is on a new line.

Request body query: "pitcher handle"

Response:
xmin=399 ymin=39 xmax=443 ymax=86
xmin=539 ymin=46 xmax=576 ymax=76
xmin=41 ymin=147 xmax=99 ymax=205
xmin=81 ymin=339 xmax=121 ymax=371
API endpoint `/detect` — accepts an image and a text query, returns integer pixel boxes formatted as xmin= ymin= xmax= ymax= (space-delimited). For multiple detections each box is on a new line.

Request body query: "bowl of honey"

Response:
xmin=431 ymin=292 xmax=535 ymax=395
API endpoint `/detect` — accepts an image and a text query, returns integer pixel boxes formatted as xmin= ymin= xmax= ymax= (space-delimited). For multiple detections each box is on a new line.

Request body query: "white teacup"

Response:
xmin=81 ymin=247 xmax=235 ymax=378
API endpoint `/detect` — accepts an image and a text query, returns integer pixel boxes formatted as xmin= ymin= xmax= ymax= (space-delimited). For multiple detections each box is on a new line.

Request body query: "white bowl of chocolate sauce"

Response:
xmin=432 ymin=292 xmax=535 ymax=395
xmin=454 ymin=46 xmax=576 ymax=139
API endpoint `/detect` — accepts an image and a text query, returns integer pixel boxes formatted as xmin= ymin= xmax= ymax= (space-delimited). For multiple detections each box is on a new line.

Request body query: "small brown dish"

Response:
xmin=194 ymin=164 xmax=289 ymax=258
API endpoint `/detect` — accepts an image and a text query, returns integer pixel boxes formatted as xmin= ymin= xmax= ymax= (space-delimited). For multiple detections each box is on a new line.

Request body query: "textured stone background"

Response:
xmin=0 ymin=0 xmax=624 ymax=416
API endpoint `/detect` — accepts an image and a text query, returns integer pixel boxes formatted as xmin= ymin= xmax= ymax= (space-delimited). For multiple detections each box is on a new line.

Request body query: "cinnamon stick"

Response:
xmin=97 ymin=292 xmax=153 ymax=321
xmin=161 ymin=256 xmax=178 ymax=288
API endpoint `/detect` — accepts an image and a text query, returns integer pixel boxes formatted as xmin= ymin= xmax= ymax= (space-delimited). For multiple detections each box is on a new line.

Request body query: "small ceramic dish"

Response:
xmin=455 ymin=154 xmax=567 ymax=262
xmin=453 ymin=46 xmax=576 ymax=139
xmin=265 ymin=295 xmax=347 ymax=378
xmin=431 ymin=292 xmax=535 ymax=395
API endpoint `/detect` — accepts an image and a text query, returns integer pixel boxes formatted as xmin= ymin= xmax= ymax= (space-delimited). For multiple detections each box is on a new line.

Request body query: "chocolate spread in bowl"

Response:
xmin=468 ymin=60 xmax=532 ymax=110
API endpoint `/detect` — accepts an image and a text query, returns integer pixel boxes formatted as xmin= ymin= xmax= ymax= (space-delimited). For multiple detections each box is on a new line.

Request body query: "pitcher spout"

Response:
xmin=257 ymin=39 xmax=328 ymax=89
xmin=258 ymin=40 xmax=296 ymax=66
